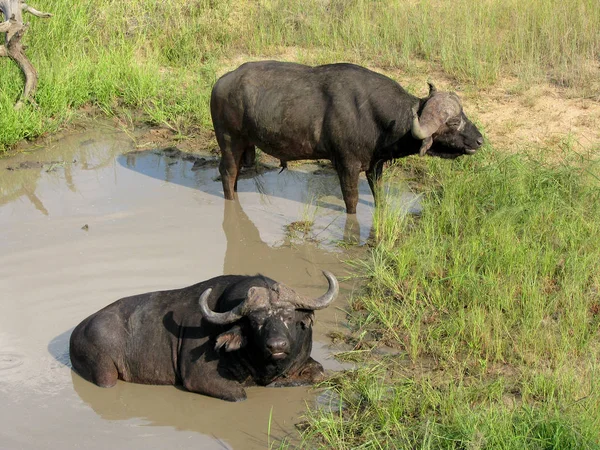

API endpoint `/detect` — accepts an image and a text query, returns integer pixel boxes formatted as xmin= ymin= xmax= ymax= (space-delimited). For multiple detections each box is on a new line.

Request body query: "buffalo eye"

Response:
xmin=282 ymin=314 xmax=294 ymax=325
xmin=446 ymin=116 xmax=462 ymax=130
xmin=249 ymin=315 xmax=264 ymax=330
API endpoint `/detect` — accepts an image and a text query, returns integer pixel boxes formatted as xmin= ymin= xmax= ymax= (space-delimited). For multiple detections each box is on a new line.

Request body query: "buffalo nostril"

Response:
xmin=476 ymin=137 xmax=484 ymax=146
xmin=266 ymin=338 xmax=288 ymax=353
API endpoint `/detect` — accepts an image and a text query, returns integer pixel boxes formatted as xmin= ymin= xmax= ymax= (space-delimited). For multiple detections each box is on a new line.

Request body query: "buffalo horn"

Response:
xmin=292 ymin=271 xmax=339 ymax=310
xmin=426 ymin=81 xmax=438 ymax=98
xmin=199 ymin=288 xmax=245 ymax=325
xmin=411 ymin=88 xmax=461 ymax=155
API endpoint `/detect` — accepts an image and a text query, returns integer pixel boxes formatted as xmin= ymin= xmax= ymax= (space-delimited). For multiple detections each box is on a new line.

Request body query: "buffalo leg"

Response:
xmin=366 ymin=159 xmax=384 ymax=206
xmin=233 ymin=145 xmax=256 ymax=192
xmin=180 ymin=352 xmax=247 ymax=402
xmin=183 ymin=375 xmax=247 ymax=402
xmin=70 ymin=347 xmax=119 ymax=388
xmin=241 ymin=145 xmax=256 ymax=168
xmin=218 ymin=134 xmax=247 ymax=200
xmin=337 ymin=165 xmax=361 ymax=214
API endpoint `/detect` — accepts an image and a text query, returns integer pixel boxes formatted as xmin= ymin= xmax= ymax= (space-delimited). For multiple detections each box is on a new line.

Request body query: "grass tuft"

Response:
xmin=299 ymin=148 xmax=600 ymax=448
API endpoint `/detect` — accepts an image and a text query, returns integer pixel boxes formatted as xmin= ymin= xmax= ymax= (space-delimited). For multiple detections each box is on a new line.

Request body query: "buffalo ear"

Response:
xmin=300 ymin=312 xmax=314 ymax=329
xmin=215 ymin=326 xmax=247 ymax=352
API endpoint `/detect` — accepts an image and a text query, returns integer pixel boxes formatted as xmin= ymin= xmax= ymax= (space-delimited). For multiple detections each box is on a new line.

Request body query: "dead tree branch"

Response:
xmin=22 ymin=3 xmax=52 ymax=19
xmin=1 ymin=0 xmax=52 ymax=108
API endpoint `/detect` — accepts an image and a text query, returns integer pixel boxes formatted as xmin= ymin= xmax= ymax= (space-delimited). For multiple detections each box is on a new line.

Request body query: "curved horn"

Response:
xmin=411 ymin=89 xmax=462 ymax=155
xmin=199 ymin=288 xmax=245 ymax=325
xmin=427 ymin=82 xmax=437 ymax=96
xmin=293 ymin=271 xmax=339 ymax=310
xmin=410 ymin=104 xmax=432 ymax=140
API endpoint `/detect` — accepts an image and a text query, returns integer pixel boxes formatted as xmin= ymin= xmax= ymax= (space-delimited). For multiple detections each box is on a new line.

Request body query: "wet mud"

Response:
xmin=0 ymin=122 xmax=419 ymax=449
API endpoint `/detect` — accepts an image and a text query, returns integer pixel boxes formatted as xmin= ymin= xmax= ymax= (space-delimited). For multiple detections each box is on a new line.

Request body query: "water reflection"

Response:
xmin=70 ymin=369 xmax=309 ymax=449
xmin=223 ymin=198 xmax=344 ymax=283
xmin=120 ymin=148 xmax=375 ymax=245
xmin=119 ymin=148 xmax=376 ymax=213
xmin=0 ymin=129 xmax=131 ymax=217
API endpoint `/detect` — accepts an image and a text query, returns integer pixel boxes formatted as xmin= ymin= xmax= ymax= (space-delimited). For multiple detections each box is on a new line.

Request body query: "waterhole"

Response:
xmin=0 ymin=122 xmax=419 ymax=449
xmin=0 ymin=353 xmax=24 ymax=371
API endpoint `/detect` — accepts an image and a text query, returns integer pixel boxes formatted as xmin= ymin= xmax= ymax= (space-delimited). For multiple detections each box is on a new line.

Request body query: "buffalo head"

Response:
xmin=199 ymin=271 xmax=338 ymax=364
xmin=411 ymin=83 xmax=484 ymax=158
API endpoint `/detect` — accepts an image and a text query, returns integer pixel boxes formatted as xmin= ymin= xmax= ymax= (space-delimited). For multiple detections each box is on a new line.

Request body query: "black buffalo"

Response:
xmin=211 ymin=61 xmax=484 ymax=214
xmin=69 ymin=271 xmax=338 ymax=402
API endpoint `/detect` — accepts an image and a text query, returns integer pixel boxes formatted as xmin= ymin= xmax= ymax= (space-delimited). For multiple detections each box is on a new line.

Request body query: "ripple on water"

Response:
xmin=0 ymin=352 xmax=25 ymax=371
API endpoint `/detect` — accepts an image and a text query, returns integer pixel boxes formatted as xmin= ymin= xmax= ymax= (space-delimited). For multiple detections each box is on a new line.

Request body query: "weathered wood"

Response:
xmin=0 ymin=0 xmax=52 ymax=108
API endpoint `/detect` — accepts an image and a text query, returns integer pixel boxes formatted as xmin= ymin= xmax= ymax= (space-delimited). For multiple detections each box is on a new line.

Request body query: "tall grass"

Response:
xmin=300 ymin=147 xmax=600 ymax=448
xmin=248 ymin=0 xmax=600 ymax=87
xmin=1 ymin=0 xmax=235 ymax=152
xmin=364 ymin=148 xmax=600 ymax=366
xmin=2 ymin=0 xmax=599 ymax=153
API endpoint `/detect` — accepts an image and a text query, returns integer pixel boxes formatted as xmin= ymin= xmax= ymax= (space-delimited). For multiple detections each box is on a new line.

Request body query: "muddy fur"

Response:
xmin=69 ymin=275 xmax=325 ymax=402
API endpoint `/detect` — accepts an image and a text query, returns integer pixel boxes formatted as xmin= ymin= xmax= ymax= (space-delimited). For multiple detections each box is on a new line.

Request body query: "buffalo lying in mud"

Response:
xmin=211 ymin=61 xmax=484 ymax=214
xmin=69 ymin=272 xmax=338 ymax=402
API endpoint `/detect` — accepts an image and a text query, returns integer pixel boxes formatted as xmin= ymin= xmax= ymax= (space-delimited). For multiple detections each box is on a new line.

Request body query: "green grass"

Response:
xmin=249 ymin=0 xmax=600 ymax=88
xmin=2 ymin=0 xmax=599 ymax=153
xmin=3 ymin=2 xmax=600 ymax=446
xmin=298 ymin=147 xmax=600 ymax=448
xmin=1 ymin=0 xmax=232 ymax=152
xmin=302 ymin=364 xmax=600 ymax=449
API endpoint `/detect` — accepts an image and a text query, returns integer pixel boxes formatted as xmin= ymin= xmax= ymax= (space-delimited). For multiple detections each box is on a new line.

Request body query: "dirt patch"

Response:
xmin=285 ymin=220 xmax=315 ymax=237
xmin=471 ymin=81 xmax=600 ymax=156
xmin=376 ymin=70 xmax=600 ymax=159
xmin=133 ymin=126 xmax=218 ymax=155
xmin=361 ymin=67 xmax=599 ymax=159
xmin=215 ymin=50 xmax=600 ymax=159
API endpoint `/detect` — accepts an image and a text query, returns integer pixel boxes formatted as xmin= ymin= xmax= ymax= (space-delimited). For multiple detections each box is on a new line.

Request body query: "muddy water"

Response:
xmin=0 ymin=124 xmax=421 ymax=449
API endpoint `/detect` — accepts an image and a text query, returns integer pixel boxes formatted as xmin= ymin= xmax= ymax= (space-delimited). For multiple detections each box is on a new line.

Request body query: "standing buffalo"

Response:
xmin=69 ymin=271 xmax=338 ymax=402
xmin=211 ymin=61 xmax=484 ymax=214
